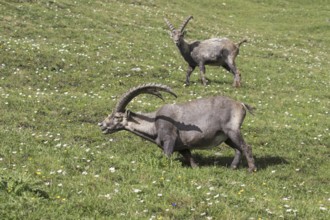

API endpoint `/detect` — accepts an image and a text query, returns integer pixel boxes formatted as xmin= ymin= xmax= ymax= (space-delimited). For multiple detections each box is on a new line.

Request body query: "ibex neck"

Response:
xmin=177 ymin=39 xmax=196 ymax=66
xmin=125 ymin=112 xmax=157 ymax=144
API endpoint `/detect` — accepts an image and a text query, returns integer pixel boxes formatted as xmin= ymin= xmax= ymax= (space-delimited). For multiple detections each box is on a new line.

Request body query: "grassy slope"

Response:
xmin=0 ymin=0 xmax=329 ymax=219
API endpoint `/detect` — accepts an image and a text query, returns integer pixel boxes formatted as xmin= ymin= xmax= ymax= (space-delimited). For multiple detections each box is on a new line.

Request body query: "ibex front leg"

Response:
xmin=198 ymin=63 xmax=208 ymax=86
xmin=179 ymin=149 xmax=198 ymax=168
xmin=185 ymin=65 xmax=195 ymax=86
xmin=162 ymin=136 xmax=175 ymax=157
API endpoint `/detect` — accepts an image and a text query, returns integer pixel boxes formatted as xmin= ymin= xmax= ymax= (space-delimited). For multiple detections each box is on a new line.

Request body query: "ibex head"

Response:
xmin=99 ymin=83 xmax=177 ymax=134
xmin=164 ymin=16 xmax=193 ymax=44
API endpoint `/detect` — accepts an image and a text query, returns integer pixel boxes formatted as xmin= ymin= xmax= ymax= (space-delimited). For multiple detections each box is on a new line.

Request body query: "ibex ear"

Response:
xmin=125 ymin=110 xmax=131 ymax=119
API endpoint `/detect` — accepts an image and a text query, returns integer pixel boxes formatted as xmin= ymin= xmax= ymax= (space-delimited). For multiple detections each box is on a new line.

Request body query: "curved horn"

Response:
xmin=115 ymin=83 xmax=177 ymax=113
xmin=179 ymin=15 xmax=193 ymax=32
xmin=164 ymin=18 xmax=175 ymax=31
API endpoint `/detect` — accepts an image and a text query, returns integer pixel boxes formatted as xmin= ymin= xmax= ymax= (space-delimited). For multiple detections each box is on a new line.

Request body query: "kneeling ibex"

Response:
xmin=99 ymin=83 xmax=256 ymax=172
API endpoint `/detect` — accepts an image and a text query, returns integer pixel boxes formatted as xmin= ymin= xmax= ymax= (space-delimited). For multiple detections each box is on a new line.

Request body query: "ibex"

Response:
xmin=164 ymin=16 xmax=247 ymax=87
xmin=98 ymin=83 xmax=257 ymax=172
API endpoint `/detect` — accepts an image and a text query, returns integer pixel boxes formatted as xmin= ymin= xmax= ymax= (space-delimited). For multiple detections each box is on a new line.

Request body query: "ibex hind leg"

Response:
xmin=226 ymin=131 xmax=256 ymax=172
xmin=223 ymin=61 xmax=241 ymax=87
xmin=225 ymin=139 xmax=242 ymax=169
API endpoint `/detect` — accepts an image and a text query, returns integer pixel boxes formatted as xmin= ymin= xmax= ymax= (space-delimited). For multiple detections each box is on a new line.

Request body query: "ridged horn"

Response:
xmin=179 ymin=15 xmax=193 ymax=32
xmin=115 ymin=83 xmax=177 ymax=113
xmin=164 ymin=18 xmax=175 ymax=31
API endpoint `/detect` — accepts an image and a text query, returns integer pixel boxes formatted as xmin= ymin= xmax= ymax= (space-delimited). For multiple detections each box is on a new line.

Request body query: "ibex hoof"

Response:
xmin=190 ymin=162 xmax=199 ymax=168
xmin=202 ymin=80 xmax=208 ymax=86
xmin=248 ymin=166 xmax=257 ymax=173
xmin=233 ymin=81 xmax=241 ymax=88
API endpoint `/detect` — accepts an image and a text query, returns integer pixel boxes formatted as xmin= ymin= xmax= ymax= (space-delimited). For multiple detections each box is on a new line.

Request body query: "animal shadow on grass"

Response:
xmin=177 ymin=154 xmax=289 ymax=170
xmin=184 ymin=77 xmax=229 ymax=86
xmin=206 ymin=78 xmax=230 ymax=86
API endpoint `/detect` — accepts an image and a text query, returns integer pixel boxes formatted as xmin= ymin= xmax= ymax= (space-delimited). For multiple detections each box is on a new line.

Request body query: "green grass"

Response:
xmin=0 ymin=0 xmax=329 ymax=219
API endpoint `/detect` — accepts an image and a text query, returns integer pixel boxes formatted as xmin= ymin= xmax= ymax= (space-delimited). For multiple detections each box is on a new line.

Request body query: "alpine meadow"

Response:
xmin=0 ymin=0 xmax=329 ymax=219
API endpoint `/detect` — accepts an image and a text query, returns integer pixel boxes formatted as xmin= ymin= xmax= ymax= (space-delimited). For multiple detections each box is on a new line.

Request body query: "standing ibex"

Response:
xmin=99 ymin=83 xmax=257 ymax=172
xmin=164 ymin=16 xmax=247 ymax=87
